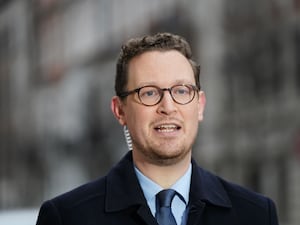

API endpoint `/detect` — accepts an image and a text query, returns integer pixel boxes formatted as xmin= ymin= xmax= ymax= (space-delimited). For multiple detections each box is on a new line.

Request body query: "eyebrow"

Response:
xmin=136 ymin=79 xmax=194 ymax=87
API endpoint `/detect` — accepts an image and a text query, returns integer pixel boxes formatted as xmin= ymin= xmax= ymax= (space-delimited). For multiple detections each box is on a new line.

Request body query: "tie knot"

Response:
xmin=156 ymin=189 xmax=176 ymax=208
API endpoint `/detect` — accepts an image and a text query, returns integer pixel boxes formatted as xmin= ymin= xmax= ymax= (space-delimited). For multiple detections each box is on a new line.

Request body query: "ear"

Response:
xmin=111 ymin=96 xmax=127 ymax=126
xmin=197 ymin=91 xmax=206 ymax=122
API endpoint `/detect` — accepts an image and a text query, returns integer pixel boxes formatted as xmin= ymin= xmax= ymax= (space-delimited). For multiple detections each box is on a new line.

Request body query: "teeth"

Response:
xmin=157 ymin=125 xmax=178 ymax=132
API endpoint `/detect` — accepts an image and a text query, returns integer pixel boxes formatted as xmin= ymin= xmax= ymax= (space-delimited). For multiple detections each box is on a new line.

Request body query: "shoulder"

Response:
xmin=36 ymin=176 xmax=107 ymax=225
xmin=191 ymin=164 xmax=278 ymax=224
xmin=47 ymin=176 xmax=107 ymax=211
xmin=200 ymin=165 xmax=273 ymax=206
xmin=218 ymin=176 xmax=273 ymax=210
xmin=219 ymin=176 xmax=278 ymax=224
xmin=44 ymin=152 xmax=134 ymax=209
xmin=36 ymin=152 xmax=144 ymax=225
xmin=192 ymin=161 xmax=273 ymax=208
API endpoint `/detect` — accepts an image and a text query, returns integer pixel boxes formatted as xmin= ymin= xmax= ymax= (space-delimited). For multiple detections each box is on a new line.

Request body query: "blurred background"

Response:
xmin=0 ymin=0 xmax=299 ymax=224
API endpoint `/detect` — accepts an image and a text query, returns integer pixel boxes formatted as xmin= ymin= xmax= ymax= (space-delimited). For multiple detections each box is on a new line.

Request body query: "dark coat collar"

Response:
xmin=105 ymin=151 xmax=232 ymax=213
xmin=105 ymin=151 xmax=146 ymax=212
xmin=189 ymin=158 xmax=232 ymax=209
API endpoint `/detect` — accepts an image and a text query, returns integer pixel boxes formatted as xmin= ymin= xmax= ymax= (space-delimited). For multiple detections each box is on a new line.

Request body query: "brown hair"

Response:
xmin=115 ymin=32 xmax=200 ymax=96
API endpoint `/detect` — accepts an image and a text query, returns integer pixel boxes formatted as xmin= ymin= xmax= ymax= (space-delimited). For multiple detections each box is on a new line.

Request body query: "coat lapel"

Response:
xmin=105 ymin=151 xmax=157 ymax=225
xmin=186 ymin=200 xmax=206 ymax=225
xmin=136 ymin=205 xmax=159 ymax=225
xmin=187 ymin=159 xmax=235 ymax=225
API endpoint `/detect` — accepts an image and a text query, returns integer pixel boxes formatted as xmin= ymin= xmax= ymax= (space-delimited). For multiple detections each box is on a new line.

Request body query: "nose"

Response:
xmin=157 ymin=90 xmax=177 ymax=115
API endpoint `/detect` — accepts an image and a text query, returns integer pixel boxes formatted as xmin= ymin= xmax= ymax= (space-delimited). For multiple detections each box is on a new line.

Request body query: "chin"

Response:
xmin=150 ymin=148 xmax=190 ymax=166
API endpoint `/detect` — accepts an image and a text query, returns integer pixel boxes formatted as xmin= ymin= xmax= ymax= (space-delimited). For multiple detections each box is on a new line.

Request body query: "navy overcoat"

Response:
xmin=36 ymin=151 xmax=279 ymax=225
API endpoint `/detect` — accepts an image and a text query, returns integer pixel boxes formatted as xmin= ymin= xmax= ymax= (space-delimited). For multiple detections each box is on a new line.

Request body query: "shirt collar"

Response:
xmin=134 ymin=164 xmax=192 ymax=205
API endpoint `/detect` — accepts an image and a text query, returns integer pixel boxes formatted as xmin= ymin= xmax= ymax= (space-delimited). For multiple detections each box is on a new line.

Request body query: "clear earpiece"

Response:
xmin=123 ymin=125 xmax=133 ymax=151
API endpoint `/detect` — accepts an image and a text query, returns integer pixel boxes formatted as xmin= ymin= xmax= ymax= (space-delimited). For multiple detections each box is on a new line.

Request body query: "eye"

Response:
xmin=145 ymin=90 xmax=156 ymax=96
xmin=173 ymin=86 xmax=190 ymax=95
xmin=139 ymin=87 xmax=159 ymax=98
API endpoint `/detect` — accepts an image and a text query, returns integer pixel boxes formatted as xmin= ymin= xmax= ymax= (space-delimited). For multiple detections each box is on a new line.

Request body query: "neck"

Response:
xmin=133 ymin=151 xmax=191 ymax=188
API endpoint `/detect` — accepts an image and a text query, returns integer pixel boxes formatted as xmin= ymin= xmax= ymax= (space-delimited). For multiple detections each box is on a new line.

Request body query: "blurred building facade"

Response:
xmin=0 ymin=0 xmax=299 ymax=224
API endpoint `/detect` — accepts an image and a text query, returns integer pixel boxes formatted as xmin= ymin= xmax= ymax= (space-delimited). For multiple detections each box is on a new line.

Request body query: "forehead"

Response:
xmin=127 ymin=50 xmax=194 ymax=87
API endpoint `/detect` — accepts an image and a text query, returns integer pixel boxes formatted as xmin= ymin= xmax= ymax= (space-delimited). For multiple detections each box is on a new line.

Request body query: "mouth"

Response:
xmin=154 ymin=124 xmax=181 ymax=133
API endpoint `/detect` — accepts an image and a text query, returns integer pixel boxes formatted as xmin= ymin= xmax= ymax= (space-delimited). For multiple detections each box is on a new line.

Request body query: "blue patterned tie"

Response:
xmin=155 ymin=189 xmax=177 ymax=225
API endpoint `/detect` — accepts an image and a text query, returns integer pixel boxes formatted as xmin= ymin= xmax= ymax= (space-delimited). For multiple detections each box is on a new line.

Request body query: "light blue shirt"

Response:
xmin=134 ymin=164 xmax=191 ymax=225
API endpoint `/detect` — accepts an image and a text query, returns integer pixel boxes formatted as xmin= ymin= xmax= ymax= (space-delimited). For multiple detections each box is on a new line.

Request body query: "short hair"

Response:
xmin=115 ymin=32 xmax=201 ymax=97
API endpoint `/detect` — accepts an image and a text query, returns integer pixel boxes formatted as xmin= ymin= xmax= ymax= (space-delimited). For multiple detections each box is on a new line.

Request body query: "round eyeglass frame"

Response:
xmin=118 ymin=84 xmax=199 ymax=106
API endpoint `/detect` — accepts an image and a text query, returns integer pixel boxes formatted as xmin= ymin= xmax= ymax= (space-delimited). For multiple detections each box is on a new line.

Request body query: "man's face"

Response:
xmin=112 ymin=50 xmax=206 ymax=166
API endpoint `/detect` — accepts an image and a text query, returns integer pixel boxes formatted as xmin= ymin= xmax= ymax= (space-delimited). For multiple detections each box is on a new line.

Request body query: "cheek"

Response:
xmin=125 ymin=107 xmax=149 ymax=130
xmin=185 ymin=109 xmax=201 ymax=129
xmin=192 ymin=106 xmax=201 ymax=118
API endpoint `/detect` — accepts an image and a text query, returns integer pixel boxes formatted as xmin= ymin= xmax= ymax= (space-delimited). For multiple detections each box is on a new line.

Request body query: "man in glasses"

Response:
xmin=36 ymin=33 xmax=279 ymax=225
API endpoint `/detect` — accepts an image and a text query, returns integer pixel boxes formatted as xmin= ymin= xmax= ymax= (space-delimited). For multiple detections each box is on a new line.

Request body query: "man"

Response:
xmin=36 ymin=33 xmax=279 ymax=225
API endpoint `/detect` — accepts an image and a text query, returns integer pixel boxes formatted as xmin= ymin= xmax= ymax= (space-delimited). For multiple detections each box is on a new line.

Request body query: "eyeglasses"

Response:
xmin=118 ymin=84 xmax=199 ymax=106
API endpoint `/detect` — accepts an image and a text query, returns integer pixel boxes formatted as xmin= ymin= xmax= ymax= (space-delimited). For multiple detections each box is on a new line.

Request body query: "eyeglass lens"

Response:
xmin=138 ymin=85 xmax=195 ymax=106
